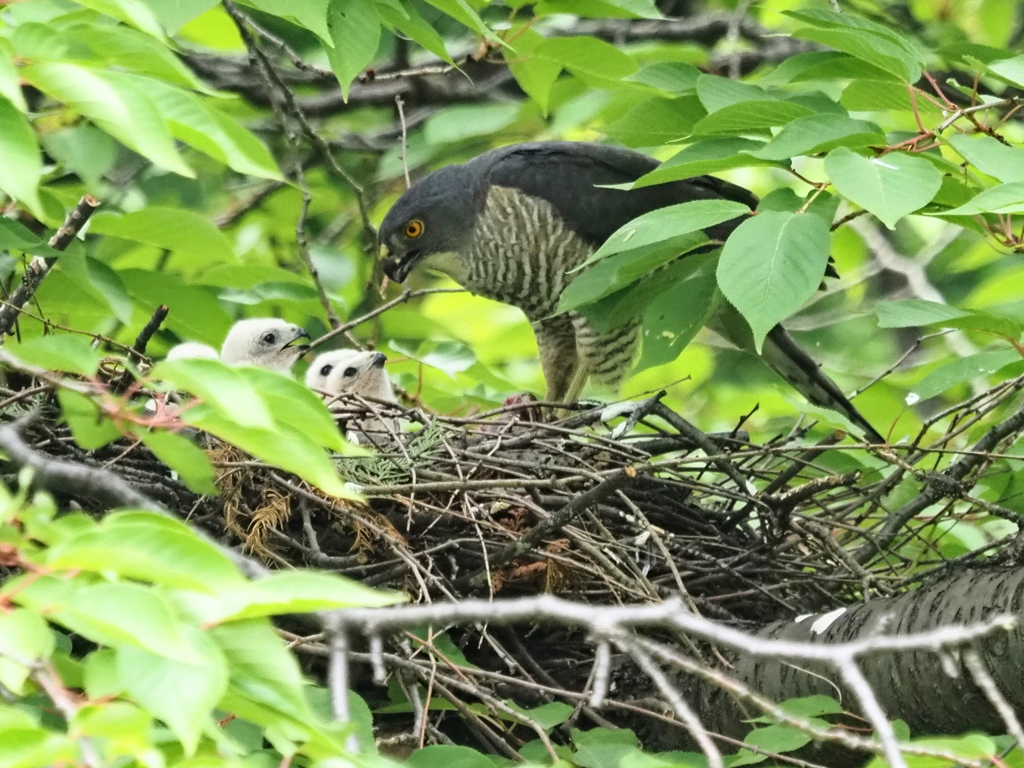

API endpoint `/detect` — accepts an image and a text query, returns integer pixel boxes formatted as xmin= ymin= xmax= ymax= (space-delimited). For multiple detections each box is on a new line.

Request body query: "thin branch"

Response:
xmin=0 ymin=196 xmax=100 ymax=337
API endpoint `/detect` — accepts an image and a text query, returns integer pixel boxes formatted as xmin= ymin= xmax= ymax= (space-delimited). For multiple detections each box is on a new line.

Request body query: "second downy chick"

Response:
xmin=306 ymin=349 xmax=399 ymax=443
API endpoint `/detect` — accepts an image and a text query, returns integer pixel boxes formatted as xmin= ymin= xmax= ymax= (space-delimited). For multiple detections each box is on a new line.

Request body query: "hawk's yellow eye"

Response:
xmin=404 ymin=219 xmax=424 ymax=238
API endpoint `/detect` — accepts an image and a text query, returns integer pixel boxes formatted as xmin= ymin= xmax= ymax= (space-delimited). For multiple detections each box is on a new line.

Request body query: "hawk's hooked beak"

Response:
xmin=380 ymin=242 xmax=420 ymax=283
xmin=284 ymin=328 xmax=311 ymax=353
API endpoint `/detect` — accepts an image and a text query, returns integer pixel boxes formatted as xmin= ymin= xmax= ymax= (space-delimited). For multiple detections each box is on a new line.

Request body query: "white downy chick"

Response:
xmin=305 ymin=349 xmax=398 ymax=442
xmin=165 ymin=341 xmax=220 ymax=361
xmin=220 ymin=318 xmax=310 ymax=373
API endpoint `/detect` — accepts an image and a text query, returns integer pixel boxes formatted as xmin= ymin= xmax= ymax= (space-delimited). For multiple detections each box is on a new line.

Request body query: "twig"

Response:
xmin=308 ymin=287 xmax=465 ymax=351
xmin=856 ymin=395 xmax=1024 ymax=562
xmin=0 ymin=196 xmax=100 ymax=337
xmin=31 ymin=662 xmax=102 ymax=768
xmin=132 ymin=305 xmax=169 ymax=356
xmin=0 ymin=414 xmax=166 ymax=514
xmin=464 ymin=468 xmax=640 ymax=587
xmin=649 ymin=402 xmax=763 ymax=505
xmin=396 ymin=95 xmax=411 ymax=189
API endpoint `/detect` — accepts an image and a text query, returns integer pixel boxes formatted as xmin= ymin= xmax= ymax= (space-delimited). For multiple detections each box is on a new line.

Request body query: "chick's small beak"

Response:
xmin=284 ymin=328 xmax=311 ymax=352
xmin=371 ymin=352 xmax=387 ymax=368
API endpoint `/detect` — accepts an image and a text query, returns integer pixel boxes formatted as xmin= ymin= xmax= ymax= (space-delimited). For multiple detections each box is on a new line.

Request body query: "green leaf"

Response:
xmin=243 ymin=0 xmax=331 ymax=41
xmin=424 ymin=103 xmax=521 ymax=145
xmin=183 ymin=570 xmax=405 ymax=624
xmin=125 ymin=77 xmax=282 ymax=179
xmin=717 ymin=211 xmax=831 ymax=352
xmin=0 ymin=610 xmax=55 ymax=695
xmin=745 ymin=725 xmax=812 ymax=753
xmin=987 ymin=54 xmax=1024 ymax=89
xmin=840 ymin=79 xmax=942 ymax=114
xmin=135 ymin=429 xmax=218 ymax=495
xmin=537 ymin=0 xmax=660 ymax=18
xmin=937 ymin=181 xmax=1024 ymax=216
xmin=794 ymin=26 xmax=919 ymax=82
xmin=691 ymin=100 xmax=813 ymax=136
xmin=0 ymin=728 xmax=75 ymax=767
xmin=12 ymin=577 xmax=205 ymax=663
xmin=182 ymin=406 xmax=357 ymax=499
xmin=41 ymin=125 xmax=119 ymax=190
xmin=423 ymin=0 xmax=499 ymax=43
xmin=121 ymin=270 xmax=232 ymax=344
xmin=56 ymin=252 xmax=134 ymax=325
xmin=824 ymin=148 xmax=943 ymax=228
xmin=72 ymin=701 xmax=152 ymax=755
xmin=0 ymin=97 xmax=43 ymax=217
xmin=572 ymin=728 xmax=644 ymax=768
xmin=21 ymin=63 xmax=193 ymax=177
xmin=751 ymin=115 xmax=885 ymax=161
xmin=535 ymin=36 xmax=639 ymax=88
xmin=948 ymin=134 xmax=1024 ymax=183
xmin=210 ymin=619 xmax=318 ymax=721
xmin=876 ymin=299 xmax=1021 ymax=339
xmin=631 ymin=139 xmax=778 ymax=188
xmin=758 ymin=188 xmax=840 ymax=223
xmin=0 ymin=217 xmax=46 ymax=252
xmin=579 ymin=199 xmax=750 ymax=269
xmin=56 ymin=390 xmax=121 ymax=451
xmin=875 ymin=299 xmax=971 ymax=328
xmin=0 ymin=50 xmax=27 ymax=111
xmin=136 ymin=0 xmax=218 ymax=34
xmin=778 ymin=696 xmax=844 ymax=718
xmin=907 ymin=350 xmax=1024 ymax=404
xmin=326 ymin=0 xmax=380 ymax=101
xmin=240 ymin=367 xmax=348 ymax=452
xmin=377 ymin=3 xmax=450 ymax=63
xmin=83 ymin=649 xmax=124 ymax=699
xmin=558 ymin=232 xmax=708 ymax=312
xmin=623 ymin=62 xmax=701 ymax=94
xmin=88 ymin=208 xmax=234 ymax=266
xmin=116 ymin=628 xmax=228 ymax=754
xmin=73 ymin=0 xmax=167 ymax=40
xmin=8 ymin=335 xmax=101 ymax=376
xmin=639 ymin=253 xmax=721 ymax=368
xmin=506 ymin=701 xmax=575 ymax=730
xmin=766 ymin=51 xmax=904 ymax=85
xmin=44 ymin=512 xmax=244 ymax=592
xmin=389 ymin=339 xmax=476 ymax=378
xmin=786 ymin=10 xmax=923 ymax=82
xmin=696 ymin=74 xmax=770 ymax=111
xmin=407 ymin=746 xmax=495 ymax=768
xmin=148 ymin=359 xmax=275 ymax=430
xmin=505 ymin=27 xmax=561 ymax=114
xmin=62 ymin=23 xmax=207 ymax=91
xmin=603 ymin=95 xmax=703 ymax=146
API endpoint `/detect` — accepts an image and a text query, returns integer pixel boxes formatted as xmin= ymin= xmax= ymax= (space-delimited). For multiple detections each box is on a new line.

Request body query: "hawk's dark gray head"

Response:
xmin=378 ymin=163 xmax=483 ymax=283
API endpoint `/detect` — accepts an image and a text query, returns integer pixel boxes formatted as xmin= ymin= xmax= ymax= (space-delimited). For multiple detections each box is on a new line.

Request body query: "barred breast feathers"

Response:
xmin=466 ymin=186 xmax=594 ymax=320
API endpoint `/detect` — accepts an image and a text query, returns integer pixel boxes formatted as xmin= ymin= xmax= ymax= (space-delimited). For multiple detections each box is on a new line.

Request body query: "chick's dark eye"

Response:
xmin=262 ymin=332 xmax=277 ymax=344
xmin=404 ymin=219 xmax=424 ymax=238
xmin=343 ymin=367 xmax=358 ymax=377
xmin=320 ymin=364 xmax=333 ymax=377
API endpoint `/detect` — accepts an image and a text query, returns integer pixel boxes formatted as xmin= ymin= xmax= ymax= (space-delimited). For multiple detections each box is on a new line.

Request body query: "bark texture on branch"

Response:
xmin=706 ymin=567 xmax=1024 ymax=739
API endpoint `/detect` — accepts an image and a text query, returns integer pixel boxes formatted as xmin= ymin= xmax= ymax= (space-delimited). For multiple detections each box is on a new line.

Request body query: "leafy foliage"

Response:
xmin=1 ymin=0 xmax=1024 ymax=764
xmin=0 ymin=485 xmax=402 ymax=764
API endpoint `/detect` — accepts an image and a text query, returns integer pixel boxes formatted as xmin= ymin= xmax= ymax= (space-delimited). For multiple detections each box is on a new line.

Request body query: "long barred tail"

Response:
xmin=762 ymin=325 xmax=885 ymax=444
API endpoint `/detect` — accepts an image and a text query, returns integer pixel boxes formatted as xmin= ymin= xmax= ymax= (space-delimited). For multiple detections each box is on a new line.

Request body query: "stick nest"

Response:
xmin=8 ymin=375 xmax=1024 ymax=754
